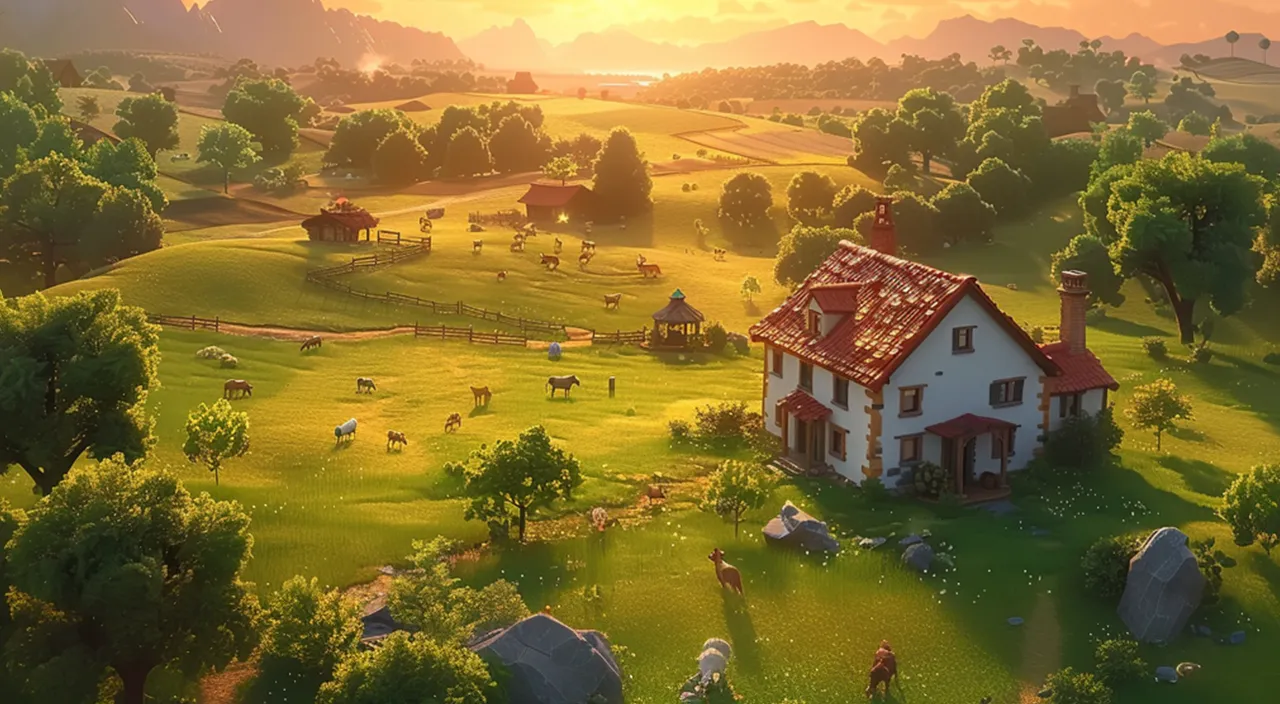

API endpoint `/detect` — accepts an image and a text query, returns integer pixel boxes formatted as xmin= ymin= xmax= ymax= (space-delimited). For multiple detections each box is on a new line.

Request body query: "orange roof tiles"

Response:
xmin=926 ymin=413 xmax=1016 ymax=440
xmin=808 ymin=282 xmax=862 ymax=313
xmin=780 ymin=389 xmax=832 ymax=421
xmin=518 ymin=183 xmax=592 ymax=207
xmin=750 ymin=242 xmax=1059 ymax=390
xmin=1040 ymin=342 xmax=1119 ymax=394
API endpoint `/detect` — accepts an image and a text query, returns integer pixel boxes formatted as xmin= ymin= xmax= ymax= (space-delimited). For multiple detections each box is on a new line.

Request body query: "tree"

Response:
xmin=223 ymin=78 xmax=309 ymax=156
xmin=1125 ymin=378 xmax=1193 ymax=450
xmin=373 ymin=128 xmax=430 ymax=185
xmin=989 ymin=45 xmax=1013 ymax=64
xmin=1091 ymin=127 xmax=1144 ymax=178
xmin=896 ymin=88 xmax=966 ymax=174
xmin=718 ymin=171 xmax=773 ymax=230
xmin=883 ymin=163 xmax=916 ymax=193
xmin=0 ymin=290 xmax=159 ymax=494
xmin=76 ymin=95 xmax=101 ymax=124
xmin=1044 ymin=667 xmax=1112 ymax=704
xmin=740 ymin=274 xmax=762 ymax=302
xmin=1262 ymin=37 xmax=1273 ymax=65
xmin=1219 ymin=464 xmax=1280 ymax=552
xmin=786 ymin=170 xmax=838 ymax=225
xmin=1126 ymin=110 xmax=1168 ymax=146
xmin=1051 ymin=235 xmax=1126 ymax=307
xmin=0 ymin=49 xmax=62 ymax=113
xmin=488 ymin=114 xmax=548 ymax=173
xmin=27 ymin=115 xmax=83 ymax=163
xmin=81 ymin=137 xmax=168 ymax=214
xmin=931 ymin=182 xmax=997 ymax=243
xmin=774 ymin=225 xmax=860 ymax=286
xmin=831 ymin=184 xmax=878 ymax=228
xmin=448 ymin=426 xmax=582 ymax=542
xmin=703 ymin=460 xmax=775 ymax=537
xmin=1202 ymin=133 xmax=1280 ymax=180
xmin=1226 ymin=30 xmax=1240 ymax=57
xmin=591 ymin=127 xmax=652 ymax=220
xmin=443 ymin=126 xmax=493 ymax=178
xmin=5 ymin=458 xmax=260 ymax=704
xmin=1125 ymin=70 xmax=1157 ymax=104
xmin=183 ymin=399 xmax=250 ymax=486
xmin=542 ymin=155 xmax=577 ymax=184
xmin=1094 ymin=639 xmax=1146 ymax=687
xmin=197 ymin=123 xmax=260 ymax=194
xmin=317 ymin=632 xmax=496 ymax=704
xmin=0 ymin=91 xmax=39 ymax=178
xmin=1094 ymin=79 xmax=1127 ymax=113
xmin=113 ymin=93 xmax=179 ymax=157
xmin=325 ymin=109 xmax=414 ymax=169
xmin=127 ymin=72 xmax=154 ymax=94
xmin=1177 ymin=112 xmax=1214 ymax=136
xmin=387 ymin=537 xmax=527 ymax=644
xmin=966 ymin=157 xmax=1031 ymax=217
xmin=1075 ymin=153 xmax=1266 ymax=342
xmin=261 ymin=576 xmax=362 ymax=679
xmin=850 ymin=107 xmax=913 ymax=175
xmin=83 ymin=67 xmax=124 ymax=91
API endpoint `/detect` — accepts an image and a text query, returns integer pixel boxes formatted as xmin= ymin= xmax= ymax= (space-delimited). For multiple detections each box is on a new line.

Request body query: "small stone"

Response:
xmin=902 ymin=543 xmax=935 ymax=572
xmin=1192 ymin=624 xmax=1212 ymax=637
xmin=1229 ymin=630 xmax=1246 ymax=645
xmin=858 ymin=537 xmax=887 ymax=550
xmin=1036 ymin=687 xmax=1052 ymax=699
xmin=1155 ymin=666 xmax=1178 ymax=683
xmin=1007 ymin=617 xmax=1025 ymax=626
xmin=899 ymin=534 xmax=923 ymax=547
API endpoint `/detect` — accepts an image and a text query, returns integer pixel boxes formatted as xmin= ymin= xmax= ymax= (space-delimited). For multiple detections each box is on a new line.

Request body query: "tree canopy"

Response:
xmin=1125 ymin=378 xmax=1193 ymax=450
xmin=442 ymin=126 xmax=493 ymax=178
xmin=261 ymin=575 xmax=363 ymax=680
xmin=1126 ymin=111 xmax=1168 ymax=146
xmin=373 ymin=128 xmax=430 ymax=185
xmin=113 ymin=94 xmax=179 ymax=157
xmin=1201 ymin=133 xmax=1280 ymax=180
xmin=1220 ymin=464 xmax=1280 ymax=553
xmin=1050 ymin=234 xmax=1126 ymax=308
xmin=317 ymin=632 xmax=497 ymax=704
xmin=896 ymin=87 xmax=966 ymax=174
xmin=222 ymin=77 xmax=311 ymax=156
xmin=0 ymin=49 xmax=62 ymax=114
xmin=931 ymin=182 xmax=997 ymax=244
xmin=488 ymin=114 xmax=549 ymax=174
xmin=591 ymin=127 xmax=652 ymax=220
xmin=183 ymin=398 xmax=250 ymax=486
xmin=387 ymin=537 xmax=528 ymax=644
xmin=785 ymin=170 xmax=838 ymax=226
xmin=966 ymin=157 xmax=1031 ymax=218
xmin=703 ymin=460 xmax=776 ymax=537
xmin=850 ymin=107 xmax=912 ymax=175
xmin=773 ymin=225 xmax=860 ymax=286
xmin=831 ymin=184 xmax=879 ymax=228
xmin=197 ymin=122 xmax=260 ymax=193
xmin=325 ymin=109 xmax=414 ymax=169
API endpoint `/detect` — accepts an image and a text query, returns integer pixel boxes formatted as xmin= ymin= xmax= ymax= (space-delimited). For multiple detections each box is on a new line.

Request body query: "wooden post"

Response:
xmin=440 ymin=325 xmax=445 ymax=340
xmin=954 ymin=436 xmax=966 ymax=498
xmin=214 ymin=316 xmax=219 ymax=332
xmin=609 ymin=377 xmax=616 ymax=398
xmin=1000 ymin=430 xmax=1009 ymax=488
xmin=469 ymin=326 xmax=474 ymax=343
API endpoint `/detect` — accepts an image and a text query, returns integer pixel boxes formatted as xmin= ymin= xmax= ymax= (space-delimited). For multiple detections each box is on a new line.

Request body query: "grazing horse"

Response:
xmin=334 ymin=418 xmax=357 ymax=444
xmin=708 ymin=548 xmax=744 ymax=595
xmin=546 ymin=375 xmax=581 ymax=398
xmin=866 ymin=641 xmax=898 ymax=699
xmin=540 ymin=254 xmax=560 ymax=271
xmin=356 ymin=377 xmax=376 ymax=394
xmin=581 ymin=240 xmax=596 ymax=252
xmin=386 ymin=430 xmax=408 ymax=450
xmin=713 ymin=247 xmax=727 ymax=261
xmin=603 ymin=293 xmax=622 ymax=310
xmin=300 ymin=335 xmax=322 ymax=352
xmin=223 ymin=379 xmax=253 ymax=399
xmin=472 ymin=239 xmax=483 ymax=253
xmin=578 ymin=250 xmax=594 ymax=269
xmin=636 ymin=254 xmax=662 ymax=278
xmin=444 ymin=413 xmax=463 ymax=433
xmin=645 ymin=484 xmax=666 ymax=505
xmin=510 ymin=239 xmax=525 ymax=253
xmin=471 ymin=386 xmax=492 ymax=407
xmin=497 ymin=271 xmax=507 ymax=282
xmin=553 ymin=237 xmax=564 ymax=254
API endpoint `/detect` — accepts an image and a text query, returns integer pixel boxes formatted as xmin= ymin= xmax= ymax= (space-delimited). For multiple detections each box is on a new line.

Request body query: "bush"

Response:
xmin=196 ymin=345 xmax=228 ymax=360
xmin=682 ymin=183 xmax=692 ymax=192
xmin=625 ymin=406 xmax=637 ymax=417
xmin=691 ymin=183 xmax=699 ymax=191
xmin=1082 ymin=534 xmax=1140 ymax=600
xmin=668 ymin=419 xmax=693 ymax=443
xmin=1044 ymin=667 xmax=1112 ymax=704
xmin=1028 ymin=326 xmax=1045 ymax=343
xmin=1191 ymin=344 xmax=1213 ymax=364
xmin=705 ymin=321 xmax=729 ymax=354
xmin=1044 ymin=407 xmax=1124 ymax=469
xmin=1191 ymin=537 xmax=1234 ymax=606
xmin=1141 ymin=337 xmax=1167 ymax=359
xmin=860 ymin=477 xmax=889 ymax=502
xmin=1094 ymin=638 xmax=1146 ymax=686
xmin=694 ymin=401 xmax=761 ymax=442
xmin=911 ymin=461 xmax=951 ymax=498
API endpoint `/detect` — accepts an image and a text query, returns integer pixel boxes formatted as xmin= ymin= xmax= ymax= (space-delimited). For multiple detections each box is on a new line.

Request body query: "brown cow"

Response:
xmin=300 ymin=336 xmax=322 ymax=352
xmin=708 ymin=548 xmax=743 ymax=595
xmin=540 ymin=254 xmax=560 ymax=271
xmin=386 ymin=430 xmax=408 ymax=451
xmin=603 ymin=293 xmax=622 ymax=310
xmin=223 ymin=379 xmax=253 ymax=399
xmin=471 ymin=386 xmax=492 ymax=407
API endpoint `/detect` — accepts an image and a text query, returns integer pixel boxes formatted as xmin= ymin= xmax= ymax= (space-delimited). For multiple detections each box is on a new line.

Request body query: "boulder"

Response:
xmin=902 ymin=543 xmax=935 ymax=572
xmin=1117 ymin=528 xmax=1205 ymax=643
xmin=762 ymin=501 xmax=840 ymax=552
xmin=858 ymin=537 xmax=886 ymax=550
xmin=1155 ymin=666 xmax=1178 ymax=683
xmin=470 ymin=613 xmax=623 ymax=704
xmin=899 ymin=534 xmax=923 ymax=547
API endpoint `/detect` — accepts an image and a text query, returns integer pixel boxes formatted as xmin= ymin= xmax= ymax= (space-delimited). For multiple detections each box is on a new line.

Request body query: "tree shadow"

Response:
xmin=720 ymin=590 xmax=761 ymax=675
xmin=1156 ymin=456 xmax=1234 ymax=498
xmin=1089 ymin=315 xmax=1168 ymax=339
xmin=1184 ymin=354 xmax=1280 ymax=434
xmin=1167 ymin=425 xmax=1214 ymax=445
xmin=468 ymin=406 xmax=493 ymax=419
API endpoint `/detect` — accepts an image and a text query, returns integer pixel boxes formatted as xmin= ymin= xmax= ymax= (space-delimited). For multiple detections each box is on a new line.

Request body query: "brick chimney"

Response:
xmin=1058 ymin=270 xmax=1089 ymax=353
xmin=870 ymin=197 xmax=896 ymax=257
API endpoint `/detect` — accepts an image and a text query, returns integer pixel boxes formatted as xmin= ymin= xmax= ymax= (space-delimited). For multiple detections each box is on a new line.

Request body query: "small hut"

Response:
xmin=650 ymin=289 xmax=705 ymax=349
xmin=518 ymin=183 xmax=594 ymax=224
xmin=302 ymin=198 xmax=380 ymax=242
xmin=508 ymin=71 xmax=539 ymax=94
xmin=41 ymin=59 xmax=82 ymax=88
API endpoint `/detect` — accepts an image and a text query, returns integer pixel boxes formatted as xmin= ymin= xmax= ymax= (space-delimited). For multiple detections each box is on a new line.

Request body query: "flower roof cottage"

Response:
xmin=749 ymin=198 xmax=1117 ymax=501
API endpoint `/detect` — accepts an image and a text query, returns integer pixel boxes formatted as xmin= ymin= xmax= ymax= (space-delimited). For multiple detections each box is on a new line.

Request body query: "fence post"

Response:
xmin=440 ymin=325 xmax=446 ymax=341
xmin=457 ymin=301 xmax=462 ymax=315
xmin=609 ymin=377 xmax=616 ymax=398
xmin=469 ymin=326 xmax=474 ymax=343
xmin=215 ymin=316 xmax=219 ymax=333
xmin=190 ymin=315 xmax=196 ymax=330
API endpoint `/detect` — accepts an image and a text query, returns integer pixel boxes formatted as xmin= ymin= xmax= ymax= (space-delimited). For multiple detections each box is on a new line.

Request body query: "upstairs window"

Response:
xmin=952 ymin=326 xmax=975 ymax=353
xmin=899 ymin=386 xmax=924 ymax=416
xmin=799 ymin=362 xmax=814 ymax=391
xmin=833 ymin=377 xmax=850 ymax=408
xmin=989 ymin=378 xmax=1026 ymax=407
xmin=1059 ymin=393 xmax=1083 ymax=418
xmin=770 ymin=348 xmax=783 ymax=376
xmin=807 ymin=310 xmax=822 ymax=336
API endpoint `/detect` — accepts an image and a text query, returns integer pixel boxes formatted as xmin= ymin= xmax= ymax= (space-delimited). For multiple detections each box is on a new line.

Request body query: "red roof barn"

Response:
xmin=302 ymin=199 xmax=380 ymax=242
xmin=42 ymin=59 xmax=82 ymax=88
xmin=517 ymin=183 xmax=594 ymax=224
xmin=1043 ymin=85 xmax=1107 ymax=138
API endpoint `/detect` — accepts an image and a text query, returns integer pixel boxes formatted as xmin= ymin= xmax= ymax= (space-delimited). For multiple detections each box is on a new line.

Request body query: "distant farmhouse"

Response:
xmin=517 ymin=182 xmax=594 ymax=224
xmin=302 ymin=198 xmax=380 ymax=243
xmin=42 ymin=59 xmax=82 ymax=88
xmin=508 ymin=71 xmax=539 ymax=94
xmin=1043 ymin=85 xmax=1107 ymax=138
xmin=68 ymin=119 xmax=120 ymax=147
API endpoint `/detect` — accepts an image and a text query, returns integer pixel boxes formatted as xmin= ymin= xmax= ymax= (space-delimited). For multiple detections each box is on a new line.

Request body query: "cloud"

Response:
xmin=881 ymin=8 xmax=906 ymax=21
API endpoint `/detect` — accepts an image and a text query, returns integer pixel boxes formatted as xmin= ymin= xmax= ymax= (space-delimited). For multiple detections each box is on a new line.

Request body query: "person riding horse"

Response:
xmin=865 ymin=640 xmax=897 ymax=699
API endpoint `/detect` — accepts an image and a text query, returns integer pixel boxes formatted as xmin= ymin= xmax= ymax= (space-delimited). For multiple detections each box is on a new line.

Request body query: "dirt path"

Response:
xmin=1018 ymin=590 xmax=1063 ymax=703
xmin=214 ymin=322 xmax=419 ymax=343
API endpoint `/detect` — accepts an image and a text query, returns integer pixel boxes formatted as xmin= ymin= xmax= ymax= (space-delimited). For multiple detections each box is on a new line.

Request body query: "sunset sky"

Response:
xmin=192 ymin=0 xmax=1280 ymax=45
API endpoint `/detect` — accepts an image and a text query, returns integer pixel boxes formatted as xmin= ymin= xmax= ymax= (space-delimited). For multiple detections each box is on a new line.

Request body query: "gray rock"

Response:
xmin=1229 ymin=630 xmax=1246 ymax=645
xmin=858 ymin=536 xmax=887 ymax=550
xmin=1007 ymin=617 xmax=1025 ymax=626
xmin=762 ymin=501 xmax=840 ymax=552
xmin=902 ymin=543 xmax=935 ymax=572
xmin=1117 ymin=528 xmax=1206 ymax=643
xmin=899 ymin=534 xmax=923 ymax=547
xmin=470 ymin=613 xmax=623 ymax=704
xmin=1155 ymin=666 xmax=1178 ymax=683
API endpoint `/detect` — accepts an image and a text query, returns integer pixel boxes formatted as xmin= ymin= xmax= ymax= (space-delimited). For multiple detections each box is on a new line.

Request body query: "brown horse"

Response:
xmin=386 ymin=430 xmax=408 ymax=450
xmin=300 ymin=336 xmax=322 ymax=352
xmin=603 ymin=293 xmax=622 ymax=310
xmin=444 ymin=413 xmax=463 ymax=433
xmin=866 ymin=641 xmax=898 ymax=699
xmin=578 ymin=251 xmax=594 ymax=269
xmin=708 ymin=548 xmax=744 ymax=595
xmin=471 ymin=386 xmax=492 ymax=407
xmin=223 ymin=379 xmax=253 ymax=399
xmin=540 ymin=254 xmax=560 ymax=271
xmin=356 ymin=377 xmax=376 ymax=394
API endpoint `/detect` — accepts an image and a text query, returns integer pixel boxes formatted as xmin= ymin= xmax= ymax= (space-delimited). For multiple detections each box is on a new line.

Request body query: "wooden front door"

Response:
xmin=810 ymin=420 xmax=825 ymax=466
xmin=962 ymin=437 xmax=977 ymax=486
xmin=794 ymin=419 xmax=808 ymax=456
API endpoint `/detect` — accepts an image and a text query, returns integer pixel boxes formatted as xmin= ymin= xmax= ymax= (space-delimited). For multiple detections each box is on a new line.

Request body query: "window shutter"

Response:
xmin=1014 ymin=379 xmax=1025 ymax=402
xmin=951 ymin=328 xmax=960 ymax=349
xmin=989 ymin=382 xmax=999 ymax=406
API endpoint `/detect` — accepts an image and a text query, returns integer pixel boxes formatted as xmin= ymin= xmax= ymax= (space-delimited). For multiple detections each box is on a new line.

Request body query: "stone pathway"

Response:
xmin=1018 ymin=590 xmax=1063 ymax=703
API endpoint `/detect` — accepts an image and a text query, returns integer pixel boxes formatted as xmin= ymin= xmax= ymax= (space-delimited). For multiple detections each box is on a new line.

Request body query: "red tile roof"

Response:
xmin=925 ymin=413 xmax=1016 ymax=439
xmin=518 ymin=183 xmax=592 ymax=208
xmin=780 ymin=389 xmax=832 ymax=421
xmin=808 ymin=282 xmax=862 ymax=313
xmin=303 ymin=203 xmax=380 ymax=232
xmin=750 ymin=242 xmax=1059 ymax=390
xmin=1040 ymin=342 xmax=1119 ymax=394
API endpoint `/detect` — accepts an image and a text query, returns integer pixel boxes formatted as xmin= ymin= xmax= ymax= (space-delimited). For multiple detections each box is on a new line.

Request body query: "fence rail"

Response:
xmin=591 ymin=329 xmax=648 ymax=345
xmin=412 ymin=323 xmax=527 ymax=346
xmin=148 ymin=314 xmax=220 ymax=332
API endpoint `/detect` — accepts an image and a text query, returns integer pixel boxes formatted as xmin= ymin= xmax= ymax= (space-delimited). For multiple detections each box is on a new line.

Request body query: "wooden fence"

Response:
xmin=148 ymin=314 xmax=220 ymax=332
xmin=592 ymin=329 xmax=648 ymax=345
xmin=412 ymin=323 xmax=528 ymax=346
xmin=468 ymin=209 xmax=527 ymax=228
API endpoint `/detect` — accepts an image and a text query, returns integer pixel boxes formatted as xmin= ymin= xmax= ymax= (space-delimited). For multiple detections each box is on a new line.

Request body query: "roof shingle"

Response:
xmin=780 ymin=389 xmax=832 ymax=421
xmin=1040 ymin=342 xmax=1119 ymax=394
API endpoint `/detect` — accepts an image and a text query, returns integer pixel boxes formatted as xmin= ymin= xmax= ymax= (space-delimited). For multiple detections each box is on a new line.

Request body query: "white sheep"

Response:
xmin=335 ymin=418 xmax=358 ymax=442
xmin=196 ymin=345 xmax=227 ymax=360
xmin=219 ymin=354 xmax=239 ymax=368
xmin=698 ymin=638 xmax=732 ymax=684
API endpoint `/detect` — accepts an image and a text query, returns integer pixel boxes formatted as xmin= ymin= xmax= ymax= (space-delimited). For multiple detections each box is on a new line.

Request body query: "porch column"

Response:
xmin=999 ymin=429 xmax=1009 ymax=488
xmin=806 ymin=421 xmax=815 ymax=469
xmin=954 ymin=435 xmax=965 ymax=498
xmin=780 ymin=409 xmax=790 ymax=452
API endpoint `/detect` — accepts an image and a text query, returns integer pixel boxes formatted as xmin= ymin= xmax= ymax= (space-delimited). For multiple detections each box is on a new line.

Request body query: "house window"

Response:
xmin=900 ymin=435 xmax=923 ymax=464
xmin=992 ymin=427 xmax=1017 ymax=459
xmin=770 ymin=348 xmax=783 ymax=377
xmin=989 ymin=378 xmax=1026 ymax=407
xmin=833 ymin=377 xmax=850 ymax=408
xmin=1059 ymin=393 xmax=1083 ymax=418
xmin=830 ymin=426 xmax=848 ymax=461
xmin=899 ymin=385 xmax=924 ymax=417
xmin=952 ymin=326 xmax=975 ymax=353
xmin=807 ymin=310 xmax=822 ymax=336
xmin=799 ymin=362 xmax=813 ymax=391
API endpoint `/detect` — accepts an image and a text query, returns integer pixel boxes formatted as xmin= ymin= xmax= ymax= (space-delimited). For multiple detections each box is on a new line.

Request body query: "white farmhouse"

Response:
xmin=749 ymin=198 xmax=1117 ymax=499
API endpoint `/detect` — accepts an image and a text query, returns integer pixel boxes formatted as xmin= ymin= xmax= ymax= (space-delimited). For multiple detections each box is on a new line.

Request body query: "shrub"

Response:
xmin=911 ymin=461 xmax=951 ymax=498
xmin=860 ymin=477 xmax=889 ymax=502
xmin=196 ymin=345 xmax=227 ymax=360
xmin=1141 ymin=337 xmax=1167 ymax=359
xmin=1044 ymin=407 xmax=1124 ymax=469
xmin=1028 ymin=326 xmax=1045 ymax=343
xmin=1044 ymin=667 xmax=1112 ymax=704
xmin=705 ymin=321 xmax=729 ymax=354
xmin=1220 ymin=464 xmax=1280 ymax=551
xmin=1191 ymin=537 xmax=1234 ymax=606
xmin=1191 ymin=344 xmax=1213 ymax=364
xmin=1082 ymin=534 xmax=1140 ymax=600
xmin=668 ymin=419 xmax=693 ymax=443
xmin=696 ymin=148 xmax=708 ymax=158
xmin=1094 ymin=638 xmax=1146 ymax=686
xmin=691 ymin=183 xmax=699 ymax=191
xmin=682 ymin=183 xmax=692 ymax=192
xmin=625 ymin=406 xmax=637 ymax=417
xmin=694 ymin=401 xmax=762 ymax=442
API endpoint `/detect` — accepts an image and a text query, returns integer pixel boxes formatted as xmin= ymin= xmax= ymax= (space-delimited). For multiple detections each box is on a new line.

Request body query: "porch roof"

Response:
xmin=780 ymin=389 xmax=832 ymax=421
xmin=925 ymin=413 xmax=1015 ymax=440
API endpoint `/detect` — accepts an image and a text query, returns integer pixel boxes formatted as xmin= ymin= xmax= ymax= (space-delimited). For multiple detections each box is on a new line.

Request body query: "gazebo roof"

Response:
xmin=652 ymin=289 xmax=705 ymax=324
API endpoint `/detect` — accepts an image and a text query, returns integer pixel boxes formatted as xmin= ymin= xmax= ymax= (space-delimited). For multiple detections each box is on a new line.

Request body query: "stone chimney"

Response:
xmin=1069 ymin=84 xmax=1080 ymax=99
xmin=870 ymin=197 xmax=896 ymax=257
xmin=1058 ymin=270 xmax=1089 ymax=353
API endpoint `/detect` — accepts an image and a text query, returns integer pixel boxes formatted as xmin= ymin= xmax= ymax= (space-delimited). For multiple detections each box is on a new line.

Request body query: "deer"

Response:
xmin=603 ymin=293 xmax=622 ymax=309
xmin=540 ymin=253 xmax=560 ymax=271
xmin=708 ymin=548 xmax=744 ymax=595
xmin=636 ymin=254 xmax=662 ymax=278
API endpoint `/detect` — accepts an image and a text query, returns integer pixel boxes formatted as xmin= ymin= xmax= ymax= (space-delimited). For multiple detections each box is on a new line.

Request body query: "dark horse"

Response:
xmin=866 ymin=641 xmax=897 ymax=699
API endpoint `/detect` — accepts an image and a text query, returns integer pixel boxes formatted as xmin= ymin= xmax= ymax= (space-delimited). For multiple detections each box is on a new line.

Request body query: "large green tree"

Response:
xmin=0 ymin=49 xmax=62 ymax=114
xmin=719 ymin=171 xmax=774 ymax=231
xmin=896 ymin=88 xmax=966 ymax=174
xmin=387 ymin=537 xmax=528 ymax=644
xmin=0 ymin=290 xmax=159 ymax=494
xmin=831 ymin=184 xmax=878 ymax=228
xmin=1126 ymin=111 xmax=1168 ymax=146
xmin=261 ymin=576 xmax=363 ymax=680
xmin=81 ymin=137 xmax=168 ymax=213
xmin=0 ymin=91 xmax=40 ymax=178
xmin=773 ymin=225 xmax=860 ymax=286
xmin=785 ymin=170 xmax=838 ymax=225
xmin=849 ymin=107 xmax=912 ymax=175
xmin=442 ymin=126 xmax=493 ymax=178
xmin=317 ymin=632 xmax=497 ymax=704
xmin=28 ymin=115 xmax=83 ymax=163
xmin=5 ymin=458 xmax=260 ymax=704
xmin=931 ymin=182 xmax=997 ymax=244
xmin=1072 ymin=153 xmax=1267 ymax=342
xmin=373 ymin=128 xmax=430 ymax=185
xmin=113 ymin=94 xmax=179 ymax=157
xmin=591 ymin=127 xmax=653 ymax=220
xmin=222 ymin=78 xmax=310 ymax=156
xmin=325 ymin=109 xmax=414 ymax=169
xmin=1202 ymin=133 xmax=1280 ymax=180
xmin=488 ymin=114 xmax=549 ymax=174
xmin=1126 ymin=70 xmax=1157 ymax=104
xmin=1220 ymin=464 xmax=1280 ymax=553
xmin=966 ymin=157 xmax=1031 ymax=218
xmin=183 ymin=398 xmax=250 ymax=486
xmin=1091 ymin=127 xmax=1144 ymax=178
xmin=1094 ymin=78 xmax=1127 ymax=113
xmin=197 ymin=123 xmax=260 ymax=193
xmin=446 ymin=426 xmax=582 ymax=542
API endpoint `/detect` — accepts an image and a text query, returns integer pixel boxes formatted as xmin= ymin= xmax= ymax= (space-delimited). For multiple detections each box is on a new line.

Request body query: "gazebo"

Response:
xmin=650 ymin=289 xmax=705 ymax=349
